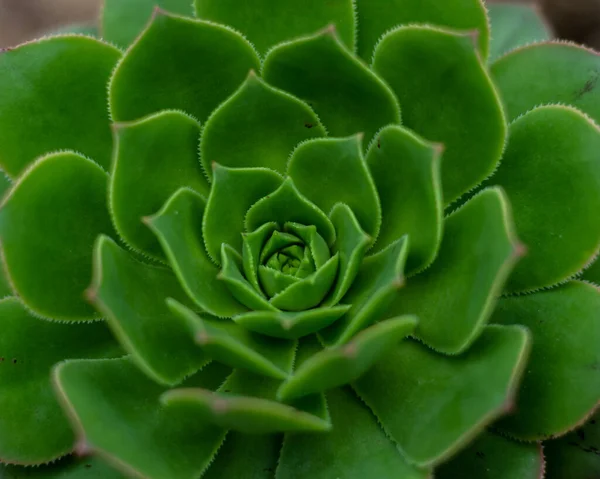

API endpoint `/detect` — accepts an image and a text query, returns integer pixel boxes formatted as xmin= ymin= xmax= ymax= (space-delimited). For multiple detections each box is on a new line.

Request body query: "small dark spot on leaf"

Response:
xmin=591 ymin=419 xmax=597 ymax=425
xmin=0 ymin=357 xmax=4 ymax=362
xmin=574 ymin=71 xmax=600 ymax=100
xmin=85 ymin=464 xmax=92 ymax=469
xmin=12 ymin=358 xmax=17 ymax=364
xmin=377 ymin=138 xmax=381 ymax=149
xmin=304 ymin=122 xmax=313 ymax=129
xmin=475 ymin=451 xmax=485 ymax=459
xmin=224 ymin=389 xmax=231 ymax=393
xmin=263 ymin=468 xmax=274 ymax=472
xmin=577 ymin=429 xmax=586 ymax=441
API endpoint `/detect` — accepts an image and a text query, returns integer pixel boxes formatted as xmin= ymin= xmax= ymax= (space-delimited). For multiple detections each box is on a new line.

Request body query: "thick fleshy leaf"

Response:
xmin=109 ymin=10 xmax=260 ymax=123
xmin=437 ymin=431 xmax=544 ymax=479
xmin=488 ymin=3 xmax=551 ymax=62
xmin=234 ymin=305 xmax=350 ymax=340
xmin=270 ymin=254 xmax=339 ymax=311
xmin=0 ymin=456 xmax=124 ymax=478
xmin=0 ymin=36 xmax=120 ymax=177
xmin=200 ymin=72 xmax=325 ymax=178
xmin=277 ymin=316 xmax=417 ymax=401
xmin=54 ymin=357 xmax=230 ymax=479
xmin=324 ymin=204 xmax=371 ymax=306
xmin=263 ymin=27 xmax=401 ymax=145
xmin=167 ymin=299 xmax=295 ymax=380
xmin=110 ymin=111 xmax=209 ymax=260
xmin=102 ymin=0 xmax=193 ymax=48
xmin=320 ymin=237 xmax=408 ymax=345
xmin=277 ymin=387 xmax=429 ymax=479
xmin=387 ymin=188 xmax=518 ymax=354
xmin=544 ymin=411 xmax=600 ymax=479
xmin=491 ymin=42 xmax=600 ymax=123
xmin=245 ymin=179 xmax=336 ymax=246
xmin=354 ymin=325 xmax=531 ymax=466
xmin=373 ymin=26 xmax=506 ymax=204
xmin=288 ymin=136 xmax=381 ymax=238
xmin=194 ymin=0 xmax=355 ymax=55
xmin=354 ymin=0 xmax=489 ymax=61
xmin=492 ymin=282 xmax=600 ymax=441
xmin=0 ymin=298 xmax=121 ymax=465
xmin=366 ymin=125 xmax=443 ymax=273
xmin=491 ymin=105 xmax=600 ymax=293
xmin=258 ymin=267 xmax=299 ymax=298
xmin=285 ymin=223 xmax=330 ymax=268
xmin=204 ymin=164 xmax=282 ymax=264
xmin=147 ymin=188 xmax=247 ymax=318
xmin=0 ymin=153 xmax=114 ymax=321
xmin=89 ymin=236 xmax=205 ymax=386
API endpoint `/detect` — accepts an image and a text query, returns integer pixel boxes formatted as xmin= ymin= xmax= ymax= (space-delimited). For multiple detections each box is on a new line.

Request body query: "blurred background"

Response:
xmin=1 ymin=0 xmax=600 ymax=50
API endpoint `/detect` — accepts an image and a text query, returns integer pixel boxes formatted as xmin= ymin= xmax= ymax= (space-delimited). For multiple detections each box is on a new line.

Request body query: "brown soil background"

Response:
xmin=0 ymin=0 xmax=600 ymax=49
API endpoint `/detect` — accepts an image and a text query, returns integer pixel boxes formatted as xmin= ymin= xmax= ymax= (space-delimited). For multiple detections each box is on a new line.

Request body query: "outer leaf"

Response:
xmin=147 ymin=188 xmax=247 ymax=318
xmin=110 ymin=111 xmax=209 ymax=260
xmin=200 ymin=72 xmax=325 ymax=178
xmin=491 ymin=42 xmax=600 ymax=123
xmin=277 ymin=316 xmax=417 ymax=400
xmin=288 ymin=135 xmax=381 ymax=239
xmin=245 ymin=179 xmax=336 ymax=246
xmin=437 ymin=430 xmax=544 ymax=479
xmin=320 ymin=237 xmax=408 ymax=345
xmin=0 ymin=36 xmax=120 ymax=177
xmin=366 ymin=125 xmax=443 ymax=273
xmin=0 ymin=456 xmax=124 ymax=478
xmin=54 ymin=357 xmax=230 ymax=479
xmin=0 ymin=153 xmax=115 ymax=321
xmin=263 ymin=27 xmax=401 ymax=145
xmin=491 ymin=105 xmax=600 ymax=293
xmin=387 ymin=188 xmax=519 ymax=354
xmin=204 ymin=164 xmax=282 ymax=264
xmin=195 ymin=0 xmax=356 ymax=55
xmin=167 ymin=299 xmax=295 ymax=380
xmin=492 ymin=282 xmax=600 ymax=441
xmin=354 ymin=325 xmax=531 ymax=466
xmin=488 ymin=3 xmax=551 ymax=62
xmin=233 ymin=305 xmax=350 ymax=340
xmin=109 ymin=10 xmax=260 ymax=123
xmin=102 ymin=0 xmax=193 ymax=48
xmin=0 ymin=298 xmax=121 ymax=465
xmin=373 ymin=26 xmax=506 ymax=204
xmin=89 ymin=236 xmax=205 ymax=386
xmin=277 ymin=388 xmax=429 ymax=479
xmin=354 ymin=0 xmax=490 ymax=61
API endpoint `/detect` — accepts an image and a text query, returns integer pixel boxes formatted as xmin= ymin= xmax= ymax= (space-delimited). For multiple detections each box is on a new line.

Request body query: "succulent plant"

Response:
xmin=0 ymin=1 xmax=598 ymax=478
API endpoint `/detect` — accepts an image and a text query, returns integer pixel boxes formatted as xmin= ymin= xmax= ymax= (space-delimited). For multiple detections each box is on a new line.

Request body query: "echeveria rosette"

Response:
xmin=0 ymin=1 xmax=598 ymax=478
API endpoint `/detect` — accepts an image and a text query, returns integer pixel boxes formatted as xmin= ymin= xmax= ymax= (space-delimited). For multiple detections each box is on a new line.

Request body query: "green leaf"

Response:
xmin=110 ymin=111 xmax=209 ymax=260
xmin=491 ymin=282 xmax=600 ymax=441
xmin=0 ymin=36 xmax=120 ymax=177
xmin=278 ymin=316 xmax=417 ymax=401
xmin=488 ymin=3 xmax=551 ymax=62
xmin=147 ymin=188 xmax=247 ymax=318
xmin=320 ymin=236 xmax=408 ymax=345
xmin=373 ymin=26 xmax=506 ymax=205
xmin=233 ymin=305 xmax=350 ymax=340
xmin=437 ymin=430 xmax=544 ymax=479
xmin=366 ymin=125 xmax=443 ymax=273
xmin=544 ymin=411 xmax=600 ymax=479
xmin=490 ymin=105 xmax=600 ymax=293
xmin=54 ymin=357 xmax=230 ymax=479
xmin=89 ymin=236 xmax=205 ymax=386
xmin=204 ymin=164 xmax=282 ymax=264
xmin=277 ymin=387 xmax=429 ymax=479
xmin=258 ymin=267 xmax=299 ymax=298
xmin=195 ymin=0 xmax=355 ymax=55
xmin=102 ymin=0 xmax=193 ymax=49
xmin=491 ymin=42 xmax=600 ymax=123
xmin=387 ymin=188 xmax=519 ymax=354
xmin=582 ymin=255 xmax=600 ymax=284
xmin=109 ymin=10 xmax=260 ymax=123
xmin=242 ymin=222 xmax=279 ymax=294
xmin=200 ymin=72 xmax=325 ymax=179
xmin=288 ymin=135 xmax=381 ymax=239
xmin=324 ymin=204 xmax=371 ymax=306
xmin=0 ymin=456 xmax=125 ymax=478
xmin=284 ymin=223 xmax=330 ymax=268
xmin=245 ymin=178 xmax=336 ymax=246
xmin=263 ymin=27 xmax=401 ymax=145
xmin=0 ymin=153 xmax=115 ymax=321
xmin=167 ymin=299 xmax=295 ymax=380
xmin=270 ymin=255 xmax=339 ymax=311
xmin=354 ymin=0 xmax=490 ymax=61
xmin=354 ymin=325 xmax=531 ymax=466
xmin=0 ymin=298 xmax=121 ymax=465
